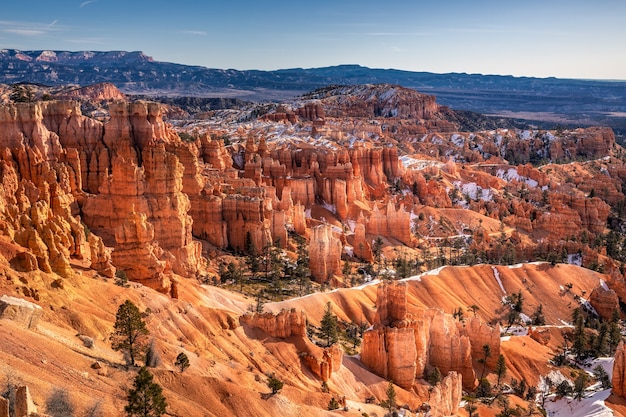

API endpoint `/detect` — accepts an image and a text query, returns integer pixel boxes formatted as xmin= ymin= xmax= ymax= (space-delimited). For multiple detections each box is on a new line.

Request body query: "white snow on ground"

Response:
xmin=454 ymin=181 xmax=494 ymax=202
xmin=451 ymin=134 xmax=465 ymax=147
xmin=600 ymin=279 xmax=610 ymax=291
xmin=399 ymin=155 xmax=444 ymax=170
xmin=492 ymin=266 xmax=506 ymax=294
xmin=579 ymin=297 xmax=600 ymax=317
xmin=321 ymin=201 xmax=337 ymax=214
xmin=400 ymin=266 xmax=448 ymax=283
xmin=507 ymin=263 xmax=524 ymax=269
xmin=501 ymin=325 xmax=528 ymax=338
xmin=542 ymin=358 xmax=615 ymax=417
xmin=496 ymin=167 xmax=539 ymax=188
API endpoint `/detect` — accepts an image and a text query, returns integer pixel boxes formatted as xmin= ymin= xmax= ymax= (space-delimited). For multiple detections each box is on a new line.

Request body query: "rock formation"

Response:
xmin=613 ymin=341 xmax=626 ymax=397
xmin=14 ymin=386 xmax=37 ymax=417
xmin=0 ymin=396 xmax=7 ymax=417
xmin=589 ymin=284 xmax=620 ymax=321
xmin=427 ymin=371 xmax=463 ymax=417
xmin=240 ymin=309 xmax=306 ymax=338
xmin=309 ymin=224 xmax=342 ymax=283
xmin=241 ymin=309 xmax=343 ymax=382
xmin=0 ymin=295 xmax=42 ymax=329
xmin=111 ymin=210 xmax=173 ymax=294
xmin=303 ymin=344 xmax=343 ymax=382
xmin=361 ymin=281 xmax=499 ymax=390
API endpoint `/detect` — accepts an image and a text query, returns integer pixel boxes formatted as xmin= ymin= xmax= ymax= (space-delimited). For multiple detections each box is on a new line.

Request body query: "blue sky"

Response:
xmin=0 ymin=0 xmax=624 ymax=79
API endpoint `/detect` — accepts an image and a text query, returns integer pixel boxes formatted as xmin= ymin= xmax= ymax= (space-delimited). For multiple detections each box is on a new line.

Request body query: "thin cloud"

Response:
xmin=180 ymin=30 xmax=207 ymax=36
xmin=80 ymin=0 xmax=97 ymax=8
xmin=3 ymin=29 xmax=45 ymax=36
xmin=0 ymin=19 xmax=65 ymax=36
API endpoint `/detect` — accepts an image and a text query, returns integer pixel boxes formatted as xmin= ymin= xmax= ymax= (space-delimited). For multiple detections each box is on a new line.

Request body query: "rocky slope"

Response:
xmin=1 ymin=84 xmax=626 ymax=416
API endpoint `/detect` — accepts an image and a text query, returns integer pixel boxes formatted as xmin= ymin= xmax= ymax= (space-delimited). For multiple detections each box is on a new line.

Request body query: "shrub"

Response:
xmin=46 ymin=387 xmax=75 ymax=417
xmin=267 ymin=375 xmax=284 ymax=395
xmin=328 ymin=397 xmax=340 ymax=410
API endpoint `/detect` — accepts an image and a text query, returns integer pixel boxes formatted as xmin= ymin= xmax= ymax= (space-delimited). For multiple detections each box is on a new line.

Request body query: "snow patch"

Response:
xmin=600 ymin=279 xmax=609 ymax=291
xmin=492 ymin=266 xmax=506 ymax=295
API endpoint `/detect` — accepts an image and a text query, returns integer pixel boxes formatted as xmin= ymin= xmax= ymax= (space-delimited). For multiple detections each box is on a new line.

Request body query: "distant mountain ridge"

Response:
xmin=1 ymin=49 xmax=626 ymax=133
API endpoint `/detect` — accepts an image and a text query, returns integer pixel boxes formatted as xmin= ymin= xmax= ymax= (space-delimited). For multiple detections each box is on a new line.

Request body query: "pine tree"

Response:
xmin=328 ymin=397 xmax=340 ymax=410
xmin=267 ymin=375 xmax=284 ymax=395
xmin=175 ymin=352 xmax=190 ymax=373
xmin=495 ymin=354 xmax=507 ymax=387
xmin=593 ymin=365 xmax=612 ymax=389
xmin=573 ymin=373 xmax=588 ymax=400
xmin=572 ymin=314 xmax=587 ymax=360
xmin=479 ymin=344 xmax=491 ymax=379
xmin=426 ymin=367 xmax=442 ymax=386
xmin=319 ymin=302 xmax=340 ymax=347
xmin=384 ymin=380 xmax=396 ymax=413
xmin=463 ymin=395 xmax=478 ymax=417
xmin=125 ymin=367 xmax=167 ymax=417
xmin=609 ymin=309 xmax=622 ymax=354
xmin=594 ymin=322 xmax=609 ymax=357
xmin=111 ymin=300 xmax=149 ymax=366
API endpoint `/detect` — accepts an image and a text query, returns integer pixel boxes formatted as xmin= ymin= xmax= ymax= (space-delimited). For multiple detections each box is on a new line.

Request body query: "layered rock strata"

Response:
xmin=241 ymin=309 xmax=343 ymax=382
xmin=361 ymin=281 xmax=499 ymax=390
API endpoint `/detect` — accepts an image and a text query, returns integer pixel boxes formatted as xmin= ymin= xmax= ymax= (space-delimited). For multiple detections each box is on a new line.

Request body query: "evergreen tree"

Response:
xmin=495 ymin=354 xmax=507 ymax=387
xmin=479 ymin=344 xmax=491 ymax=379
xmin=328 ymin=397 xmax=340 ymax=410
xmin=463 ymin=395 xmax=478 ymax=417
xmin=175 ymin=352 xmax=190 ymax=373
xmin=384 ymin=380 xmax=396 ymax=413
xmin=267 ymin=375 xmax=284 ymax=395
xmin=426 ymin=367 xmax=442 ymax=386
xmin=594 ymin=322 xmax=609 ymax=357
xmin=573 ymin=373 xmax=588 ymax=400
xmin=111 ymin=300 xmax=149 ymax=366
xmin=245 ymin=232 xmax=260 ymax=278
xmin=609 ymin=310 xmax=622 ymax=353
xmin=319 ymin=302 xmax=340 ymax=347
xmin=593 ymin=365 xmax=612 ymax=389
xmin=555 ymin=380 xmax=573 ymax=397
xmin=125 ymin=367 xmax=167 ymax=417
xmin=476 ymin=378 xmax=492 ymax=398
xmin=572 ymin=314 xmax=587 ymax=360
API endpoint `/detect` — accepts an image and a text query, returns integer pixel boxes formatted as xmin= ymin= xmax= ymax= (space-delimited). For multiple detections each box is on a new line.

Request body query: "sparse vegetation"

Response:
xmin=267 ymin=375 xmax=284 ymax=395
xmin=111 ymin=300 xmax=150 ymax=367
xmin=125 ymin=367 xmax=167 ymax=417
xmin=319 ymin=302 xmax=340 ymax=347
xmin=46 ymin=387 xmax=75 ymax=417
xmin=175 ymin=352 xmax=190 ymax=373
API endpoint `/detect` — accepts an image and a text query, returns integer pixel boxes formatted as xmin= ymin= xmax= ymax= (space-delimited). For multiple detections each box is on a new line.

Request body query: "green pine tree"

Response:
xmin=495 ymin=354 xmax=507 ymax=387
xmin=319 ymin=302 xmax=340 ymax=347
xmin=125 ymin=367 xmax=167 ymax=417
xmin=384 ymin=380 xmax=396 ymax=413
xmin=267 ymin=375 xmax=284 ymax=395
xmin=175 ymin=352 xmax=190 ymax=373
xmin=111 ymin=300 xmax=149 ymax=366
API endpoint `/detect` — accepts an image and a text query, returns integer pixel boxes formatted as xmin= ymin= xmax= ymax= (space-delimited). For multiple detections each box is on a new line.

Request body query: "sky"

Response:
xmin=0 ymin=0 xmax=625 ymax=80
